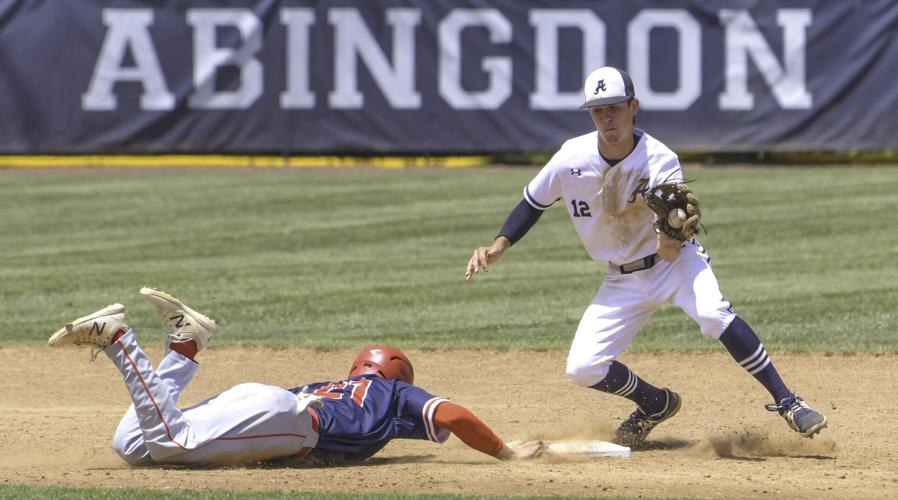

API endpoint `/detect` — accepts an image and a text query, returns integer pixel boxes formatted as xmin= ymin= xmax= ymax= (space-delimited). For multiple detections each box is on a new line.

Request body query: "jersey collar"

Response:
xmin=598 ymin=128 xmax=645 ymax=167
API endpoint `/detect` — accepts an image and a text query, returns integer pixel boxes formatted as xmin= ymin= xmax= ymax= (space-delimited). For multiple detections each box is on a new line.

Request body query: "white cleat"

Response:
xmin=48 ymin=304 xmax=129 ymax=353
xmin=140 ymin=287 xmax=219 ymax=351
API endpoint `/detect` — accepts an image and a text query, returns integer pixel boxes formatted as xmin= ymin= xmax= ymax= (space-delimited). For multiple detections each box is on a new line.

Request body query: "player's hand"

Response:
xmin=657 ymin=233 xmax=681 ymax=262
xmin=499 ymin=440 xmax=545 ymax=460
xmin=465 ymin=237 xmax=511 ymax=281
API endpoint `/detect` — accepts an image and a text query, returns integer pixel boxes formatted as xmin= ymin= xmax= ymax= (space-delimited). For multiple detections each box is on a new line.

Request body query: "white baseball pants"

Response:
xmin=566 ymin=239 xmax=736 ymax=387
xmin=108 ymin=331 xmax=318 ymax=465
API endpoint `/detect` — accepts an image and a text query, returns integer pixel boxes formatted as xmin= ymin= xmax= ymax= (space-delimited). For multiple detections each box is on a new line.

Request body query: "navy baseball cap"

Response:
xmin=580 ymin=66 xmax=635 ymax=109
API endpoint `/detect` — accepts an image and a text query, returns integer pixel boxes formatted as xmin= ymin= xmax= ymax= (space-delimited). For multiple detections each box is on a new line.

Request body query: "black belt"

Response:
xmin=617 ymin=253 xmax=659 ymax=274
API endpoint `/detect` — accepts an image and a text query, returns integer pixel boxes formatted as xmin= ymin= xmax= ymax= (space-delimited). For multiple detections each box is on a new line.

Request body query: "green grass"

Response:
xmin=0 ymin=485 xmax=659 ymax=500
xmin=1 ymin=166 xmax=895 ymax=352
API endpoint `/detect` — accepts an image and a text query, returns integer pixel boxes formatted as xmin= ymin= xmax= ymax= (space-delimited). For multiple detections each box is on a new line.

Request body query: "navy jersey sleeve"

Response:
xmin=396 ymin=382 xmax=451 ymax=443
xmin=497 ymin=199 xmax=543 ymax=245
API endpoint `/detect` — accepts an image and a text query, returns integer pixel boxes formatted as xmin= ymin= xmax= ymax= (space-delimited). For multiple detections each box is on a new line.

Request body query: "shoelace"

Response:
xmin=68 ymin=323 xmax=104 ymax=363
xmin=164 ymin=312 xmax=193 ymax=341
xmin=624 ymin=408 xmax=657 ymax=432
xmin=167 ymin=329 xmax=188 ymax=343
xmin=86 ymin=327 xmax=125 ymax=364
xmin=765 ymin=396 xmax=804 ymax=413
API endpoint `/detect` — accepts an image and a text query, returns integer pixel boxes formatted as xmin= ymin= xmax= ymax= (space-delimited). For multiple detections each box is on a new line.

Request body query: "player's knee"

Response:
xmin=565 ymin=359 xmax=611 ymax=387
xmin=697 ymin=311 xmax=735 ymax=339
xmin=112 ymin=429 xmax=152 ymax=466
xmin=687 ymin=301 xmax=735 ymax=339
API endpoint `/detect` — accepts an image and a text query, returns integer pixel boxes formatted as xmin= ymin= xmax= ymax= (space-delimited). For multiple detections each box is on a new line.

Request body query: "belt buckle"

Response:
xmin=620 ymin=261 xmax=641 ymax=274
xmin=618 ymin=254 xmax=656 ymax=275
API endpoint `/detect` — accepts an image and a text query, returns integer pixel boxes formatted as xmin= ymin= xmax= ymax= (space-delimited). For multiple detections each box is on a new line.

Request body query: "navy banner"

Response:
xmin=0 ymin=0 xmax=896 ymax=153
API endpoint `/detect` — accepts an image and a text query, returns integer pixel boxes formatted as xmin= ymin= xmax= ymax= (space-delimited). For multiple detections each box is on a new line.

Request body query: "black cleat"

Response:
xmin=614 ymin=388 xmax=681 ymax=446
xmin=766 ymin=394 xmax=827 ymax=437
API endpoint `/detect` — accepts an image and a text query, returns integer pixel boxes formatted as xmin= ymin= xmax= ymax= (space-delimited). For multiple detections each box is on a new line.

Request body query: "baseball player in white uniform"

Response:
xmin=465 ymin=66 xmax=827 ymax=445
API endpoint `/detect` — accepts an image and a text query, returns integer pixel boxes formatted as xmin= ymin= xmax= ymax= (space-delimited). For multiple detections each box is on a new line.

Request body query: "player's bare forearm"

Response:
xmin=657 ymin=233 xmax=681 ymax=261
xmin=464 ymin=236 xmax=511 ymax=281
xmin=433 ymin=402 xmax=504 ymax=456
xmin=433 ymin=401 xmax=542 ymax=459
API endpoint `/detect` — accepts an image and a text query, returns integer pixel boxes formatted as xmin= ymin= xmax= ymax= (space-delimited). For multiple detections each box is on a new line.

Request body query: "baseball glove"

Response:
xmin=644 ymin=183 xmax=701 ymax=241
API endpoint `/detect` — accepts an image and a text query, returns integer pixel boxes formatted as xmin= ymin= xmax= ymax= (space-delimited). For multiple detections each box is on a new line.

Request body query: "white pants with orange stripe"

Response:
xmin=108 ymin=330 xmax=318 ymax=465
xmin=565 ymin=239 xmax=737 ymax=387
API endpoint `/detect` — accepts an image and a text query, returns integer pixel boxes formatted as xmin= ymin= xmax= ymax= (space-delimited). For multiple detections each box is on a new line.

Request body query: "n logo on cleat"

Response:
xmin=90 ymin=321 xmax=106 ymax=336
xmin=169 ymin=314 xmax=190 ymax=328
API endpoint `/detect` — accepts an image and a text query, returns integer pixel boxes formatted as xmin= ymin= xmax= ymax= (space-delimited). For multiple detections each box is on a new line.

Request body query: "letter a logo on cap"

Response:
xmin=580 ymin=67 xmax=635 ymax=109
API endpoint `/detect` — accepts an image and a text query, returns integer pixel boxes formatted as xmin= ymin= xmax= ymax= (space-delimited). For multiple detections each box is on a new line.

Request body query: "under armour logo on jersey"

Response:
xmin=570 ymin=168 xmax=583 ymax=176
xmin=593 ymin=79 xmax=607 ymax=94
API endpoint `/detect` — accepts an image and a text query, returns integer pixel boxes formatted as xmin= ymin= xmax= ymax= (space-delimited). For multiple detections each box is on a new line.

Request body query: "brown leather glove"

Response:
xmin=644 ymin=183 xmax=701 ymax=241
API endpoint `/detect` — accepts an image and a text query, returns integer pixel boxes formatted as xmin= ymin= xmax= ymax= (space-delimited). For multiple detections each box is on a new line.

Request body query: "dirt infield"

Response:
xmin=1 ymin=346 xmax=895 ymax=499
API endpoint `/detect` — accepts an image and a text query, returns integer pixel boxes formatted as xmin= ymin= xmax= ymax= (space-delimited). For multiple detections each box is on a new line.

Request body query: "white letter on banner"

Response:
xmin=187 ymin=9 xmax=263 ymax=109
xmin=439 ymin=9 xmax=512 ymax=110
xmin=82 ymin=9 xmax=174 ymax=111
xmin=718 ymin=9 xmax=813 ymax=110
xmin=628 ymin=10 xmax=701 ymax=110
xmin=281 ymin=8 xmax=316 ymax=108
xmin=529 ymin=10 xmax=605 ymax=109
xmin=328 ymin=9 xmax=422 ymax=109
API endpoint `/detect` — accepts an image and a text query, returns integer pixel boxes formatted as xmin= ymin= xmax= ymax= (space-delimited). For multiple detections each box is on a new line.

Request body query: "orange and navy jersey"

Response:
xmin=288 ymin=374 xmax=449 ymax=463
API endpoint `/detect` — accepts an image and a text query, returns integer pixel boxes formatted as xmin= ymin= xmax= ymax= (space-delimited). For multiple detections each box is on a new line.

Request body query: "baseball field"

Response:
xmin=1 ymin=165 xmax=896 ymax=499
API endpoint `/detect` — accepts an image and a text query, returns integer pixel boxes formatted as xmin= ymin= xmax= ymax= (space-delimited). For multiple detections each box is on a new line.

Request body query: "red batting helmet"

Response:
xmin=348 ymin=345 xmax=414 ymax=385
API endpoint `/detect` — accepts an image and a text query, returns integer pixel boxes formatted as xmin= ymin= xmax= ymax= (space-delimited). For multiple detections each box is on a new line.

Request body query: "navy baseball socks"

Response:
xmin=592 ymin=360 xmax=670 ymax=413
xmin=591 ymin=360 xmax=681 ymax=446
xmin=719 ymin=316 xmax=827 ymax=437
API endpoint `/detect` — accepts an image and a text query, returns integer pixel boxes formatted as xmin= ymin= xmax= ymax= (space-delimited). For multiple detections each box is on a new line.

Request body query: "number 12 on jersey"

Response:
xmin=571 ymin=199 xmax=591 ymax=217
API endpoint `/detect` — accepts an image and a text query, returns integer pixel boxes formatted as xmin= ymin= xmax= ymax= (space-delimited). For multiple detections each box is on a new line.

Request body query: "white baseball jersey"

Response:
xmin=524 ymin=128 xmax=682 ymax=265
xmin=521 ymin=128 xmax=736 ymax=387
